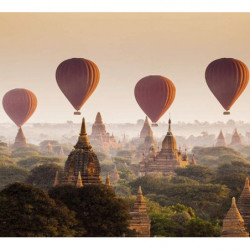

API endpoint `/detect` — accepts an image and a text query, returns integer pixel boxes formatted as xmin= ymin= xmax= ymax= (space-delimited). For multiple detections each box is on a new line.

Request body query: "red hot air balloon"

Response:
xmin=2 ymin=88 xmax=37 ymax=127
xmin=134 ymin=75 xmax=176 ymax=126
xmin=205 ymin=58 xmax=249 ymax=115
xmin=56 ymin=58 xmax=100 ymax=115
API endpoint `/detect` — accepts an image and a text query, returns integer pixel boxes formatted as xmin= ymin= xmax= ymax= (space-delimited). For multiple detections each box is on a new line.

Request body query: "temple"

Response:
xmin=230 ymin=129 xmax=242 ymax=147
xmin=129 ymin=186 xmax=151 ymax=237
xmin=110 ymin=166 xmax=120 ymax=183
xmin=136 ymin=117 xmax=156 ymax=158
xmin=237 ymin=178 xmax=250 ymax=232
xmin=221 ymin=197 xmax=249 ymax=237
xmin=140 ymin=117 xmax=153 ymax=140
xmin=61 ymin=117 xmax=102 ymax=186
xmin=215 ymin=130 xmax=227 ymax=147
xmin=12 ymin=127 xmax=28 ymax=150
xmin=105 ymin=172 xmax=111 ymax=186
xmin=88 ymin=112 xmax=121 ymax=152
xmin=139 ymin=119 xmax=189 ymax=176
xmin=191 ymin=154 xmax=197 ymax=165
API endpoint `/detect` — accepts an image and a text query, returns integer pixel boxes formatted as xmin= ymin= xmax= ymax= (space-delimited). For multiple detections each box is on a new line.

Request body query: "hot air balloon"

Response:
xmin=205 ymin=58 xmax=249 ymax=115
xmin=2 ymin=88 xmax=37 ymax=149
xmin=134 ymin=75 xmax=176 ymax=127
xmin=56 ymin=58 xmax=100 ymax=115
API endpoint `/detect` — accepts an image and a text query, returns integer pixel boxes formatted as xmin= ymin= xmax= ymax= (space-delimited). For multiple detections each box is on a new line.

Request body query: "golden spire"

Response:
xmin=136 ymin=185 xmax=145 ymax=203
xmin=75 ymin=117 xmax=90 ymax=148
xmin=168 ymin=118 xmax=171 ymax=132
xmin=221 ymin=197 xmax=249 ymax=237
xmin=76 ymin=171 xmax=83 ymax=188
xmin=53 ymin=170 xmax=59 ymax=187
xmin=237 ymin=177 xmax=250 ymax=231
xmin=105 ymin=172 xmax=111 ymax=186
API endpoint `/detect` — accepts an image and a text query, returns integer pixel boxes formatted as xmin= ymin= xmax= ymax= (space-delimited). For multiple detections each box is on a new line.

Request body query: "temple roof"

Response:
xmin=221 ymin=197 xmax=249 ymax=237
xmin=76 ymin=171 xmax=83 ymax=188
xmin=230 ymin=128 xmax=242 ymax=146
xmin=140 ymin=117 xmax=153 ymax=139
xmin=105 ymin=172 xmax=111 ymax=186
xmin=13 ymin=127 xmax=28 ymax=150
xmin=74 ymin=118 xmax=91 ymax=149
xmin=216 ymin=130 xmax=227 ymax=147
xmin=237 ymin=178 xmax=250 ymax=230
xmin=161 ymin=119 xmax=177 ymax=151
xmin=95 ymin=112 xmax=103 ymax=124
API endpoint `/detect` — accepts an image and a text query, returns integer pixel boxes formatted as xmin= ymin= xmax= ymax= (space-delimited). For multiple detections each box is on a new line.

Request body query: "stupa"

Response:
xmin=215 ymin=130 xmax=227 ymax=147
xmin=12 ymin=128 xmax=28 ymax=150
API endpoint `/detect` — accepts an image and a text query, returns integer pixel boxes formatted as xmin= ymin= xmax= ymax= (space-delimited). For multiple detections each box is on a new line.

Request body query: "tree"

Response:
xmin=49 ymin=184 xmax=132 ymax=237
xmin=17 ymin=155 xmax=62 ymax=170
xmin=0 ymin=165 xmax=29 ymax=190
xmin=183 ymin=218 xmax=220 ymax=237
xmin=175 ymin=165 xmax=215 ymax=183
xmin=26 ymin=164 xmax=63 ymax=191
xmin=0 ymin=183 xmax=77 ymax=236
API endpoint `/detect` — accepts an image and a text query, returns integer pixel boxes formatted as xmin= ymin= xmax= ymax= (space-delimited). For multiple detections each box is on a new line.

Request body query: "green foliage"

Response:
xmin=0 ymin=165 xmax=29 ymax=190
xmin=112 ymin=156 xmax=131 ymax=165
xmin=0 ymin=183 xmax=77 ymax=236
xmin=17 ymin=155 xmax=62 ymax=170
xmin=183 ymin=218 xmax=220 ymax=237
xmin=214 ymin=160 xmax=250 ymax=197
xmin=49 ymin=184 xmax=132 ymax=237
xmin=192 ymin=146 xmax=243 ymax=169
xmin=175 ymin=165 xmax=215 ymax=183
xmin=11 ymin=147 xmax=40 ymax=159
xmin=26 ymin=164 xmax=63 ymax=191
xmin=129 ymin=176 xmax=230 ymax=220
xmin=113 ymin=184 xmax=131 ymax=197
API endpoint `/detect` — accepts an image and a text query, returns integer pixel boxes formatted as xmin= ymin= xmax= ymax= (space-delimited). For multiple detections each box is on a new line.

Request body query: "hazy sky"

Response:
xmin=1 ymin=13 xmax=250 ymax=124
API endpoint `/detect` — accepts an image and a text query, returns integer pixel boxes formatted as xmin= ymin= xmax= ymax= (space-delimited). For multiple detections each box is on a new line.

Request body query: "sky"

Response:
xmin=1 ymin=12 xmax=250 ymax=124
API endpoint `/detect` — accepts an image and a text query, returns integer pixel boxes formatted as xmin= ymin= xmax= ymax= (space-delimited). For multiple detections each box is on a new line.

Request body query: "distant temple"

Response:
xmin=230 ymin=129 xmax=242 ymax=147
xmin=136 ymin=117 xmax=156 ymax=158
xmin=139 ymin=119 xmax=189 ymax=177
xmin=140 ymin=117 xmax=153 ymax=140
xmin=129 ymin=186 xmax=151 ymax=237
xmin=110 ymin=166 xmax=120 ymax=183
xmin=191 ymin=154 xmax=197 ymax=165
xmin=237 ymin=178 xmax=250 ymax=232
xmin=88 ymin=112 xmax=121 ymax=152
xmin=59 ymin=117 xmax=102 ymax=186
xmin=221 ymin=197 xmax=249 ymax=237
xmin=215 ymin=130 xmax=227 ymax=147
xmin=12 ymin=127 xmax=28 ymax=150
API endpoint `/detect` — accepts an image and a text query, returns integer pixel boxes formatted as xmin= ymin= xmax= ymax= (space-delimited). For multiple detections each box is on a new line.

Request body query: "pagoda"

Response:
xmin=139 ymin=119 xmax=189 ymax=177
xmin=111 ymin=166 xmax=120 ymax=183
xmin=12 ymin=128 xmax=28 ymax=150
xmin=129 ymin=186 xmax=151 ymax=237
xmin=221 ymin=197 xmax=249 ymax=237
xmin=230 ymin=129 xmax=242 ymax=147
xmin=215 ymin=130 xmax=227 ymax=147
xmin=89 ymin=112 xmax=121 ymax=151
xmin=61 ymin=117 xmax=101 ymax=186
xmin=140 ymin=117 xmax=153 ymax=140
xmin=237 ymin=178 xmax=250 ymax=232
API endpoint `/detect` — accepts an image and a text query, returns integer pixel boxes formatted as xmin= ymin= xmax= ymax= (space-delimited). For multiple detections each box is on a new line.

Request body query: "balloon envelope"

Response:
xmin=134 ymin=75 xmax=176 ymax=123
xmin=2 ymin=88 xmax=37 ymax=127
xmin=205 ymin=58 xmax=249 ymax=111
xmin=56 ymin=58 xmax=100 ymax=111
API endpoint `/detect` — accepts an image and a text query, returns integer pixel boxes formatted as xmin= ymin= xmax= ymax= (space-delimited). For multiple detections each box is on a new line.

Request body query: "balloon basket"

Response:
xmin=151 ymin=123 xmax=158 ymax=127
xmin=223 ymin=111 xmax=230 ymax=115
xmin=74 ymin=111 xmax=81 ymax=115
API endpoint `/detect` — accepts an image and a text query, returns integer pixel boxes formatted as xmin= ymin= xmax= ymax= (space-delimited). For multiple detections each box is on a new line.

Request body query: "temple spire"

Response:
xmin=95 ymin=112 xmax=103 ymax=123
xmin=168 ymin=118 xmax=171 ymax=132
xmin=237 ymin=177 xmax=250 ymax=231
xmin=75 ymin=118 xmax=90 ymax=148
xmin=13 ymin=127 xmax=28 ymax=150
xmin=105 ymin=172 xmax=111 ymax=186
xmin=221 ymin=197 xmax=249 ymax=237
xmin=53 ymin=171 xmax=59 ymax=187
xmin=76 ymin=171 xmax=83 ymax=188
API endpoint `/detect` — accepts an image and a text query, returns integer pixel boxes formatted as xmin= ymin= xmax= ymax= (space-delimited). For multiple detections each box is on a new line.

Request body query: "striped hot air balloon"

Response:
xmin=205 ymin=58 xmax=249 ymax=115
xmin=56 ymin=58 xmax=100 ymax=115
xmin=134 ymin=75 xmax=176 ymax=126
xmin=2 ymin=88 xmax=37 ymax=127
